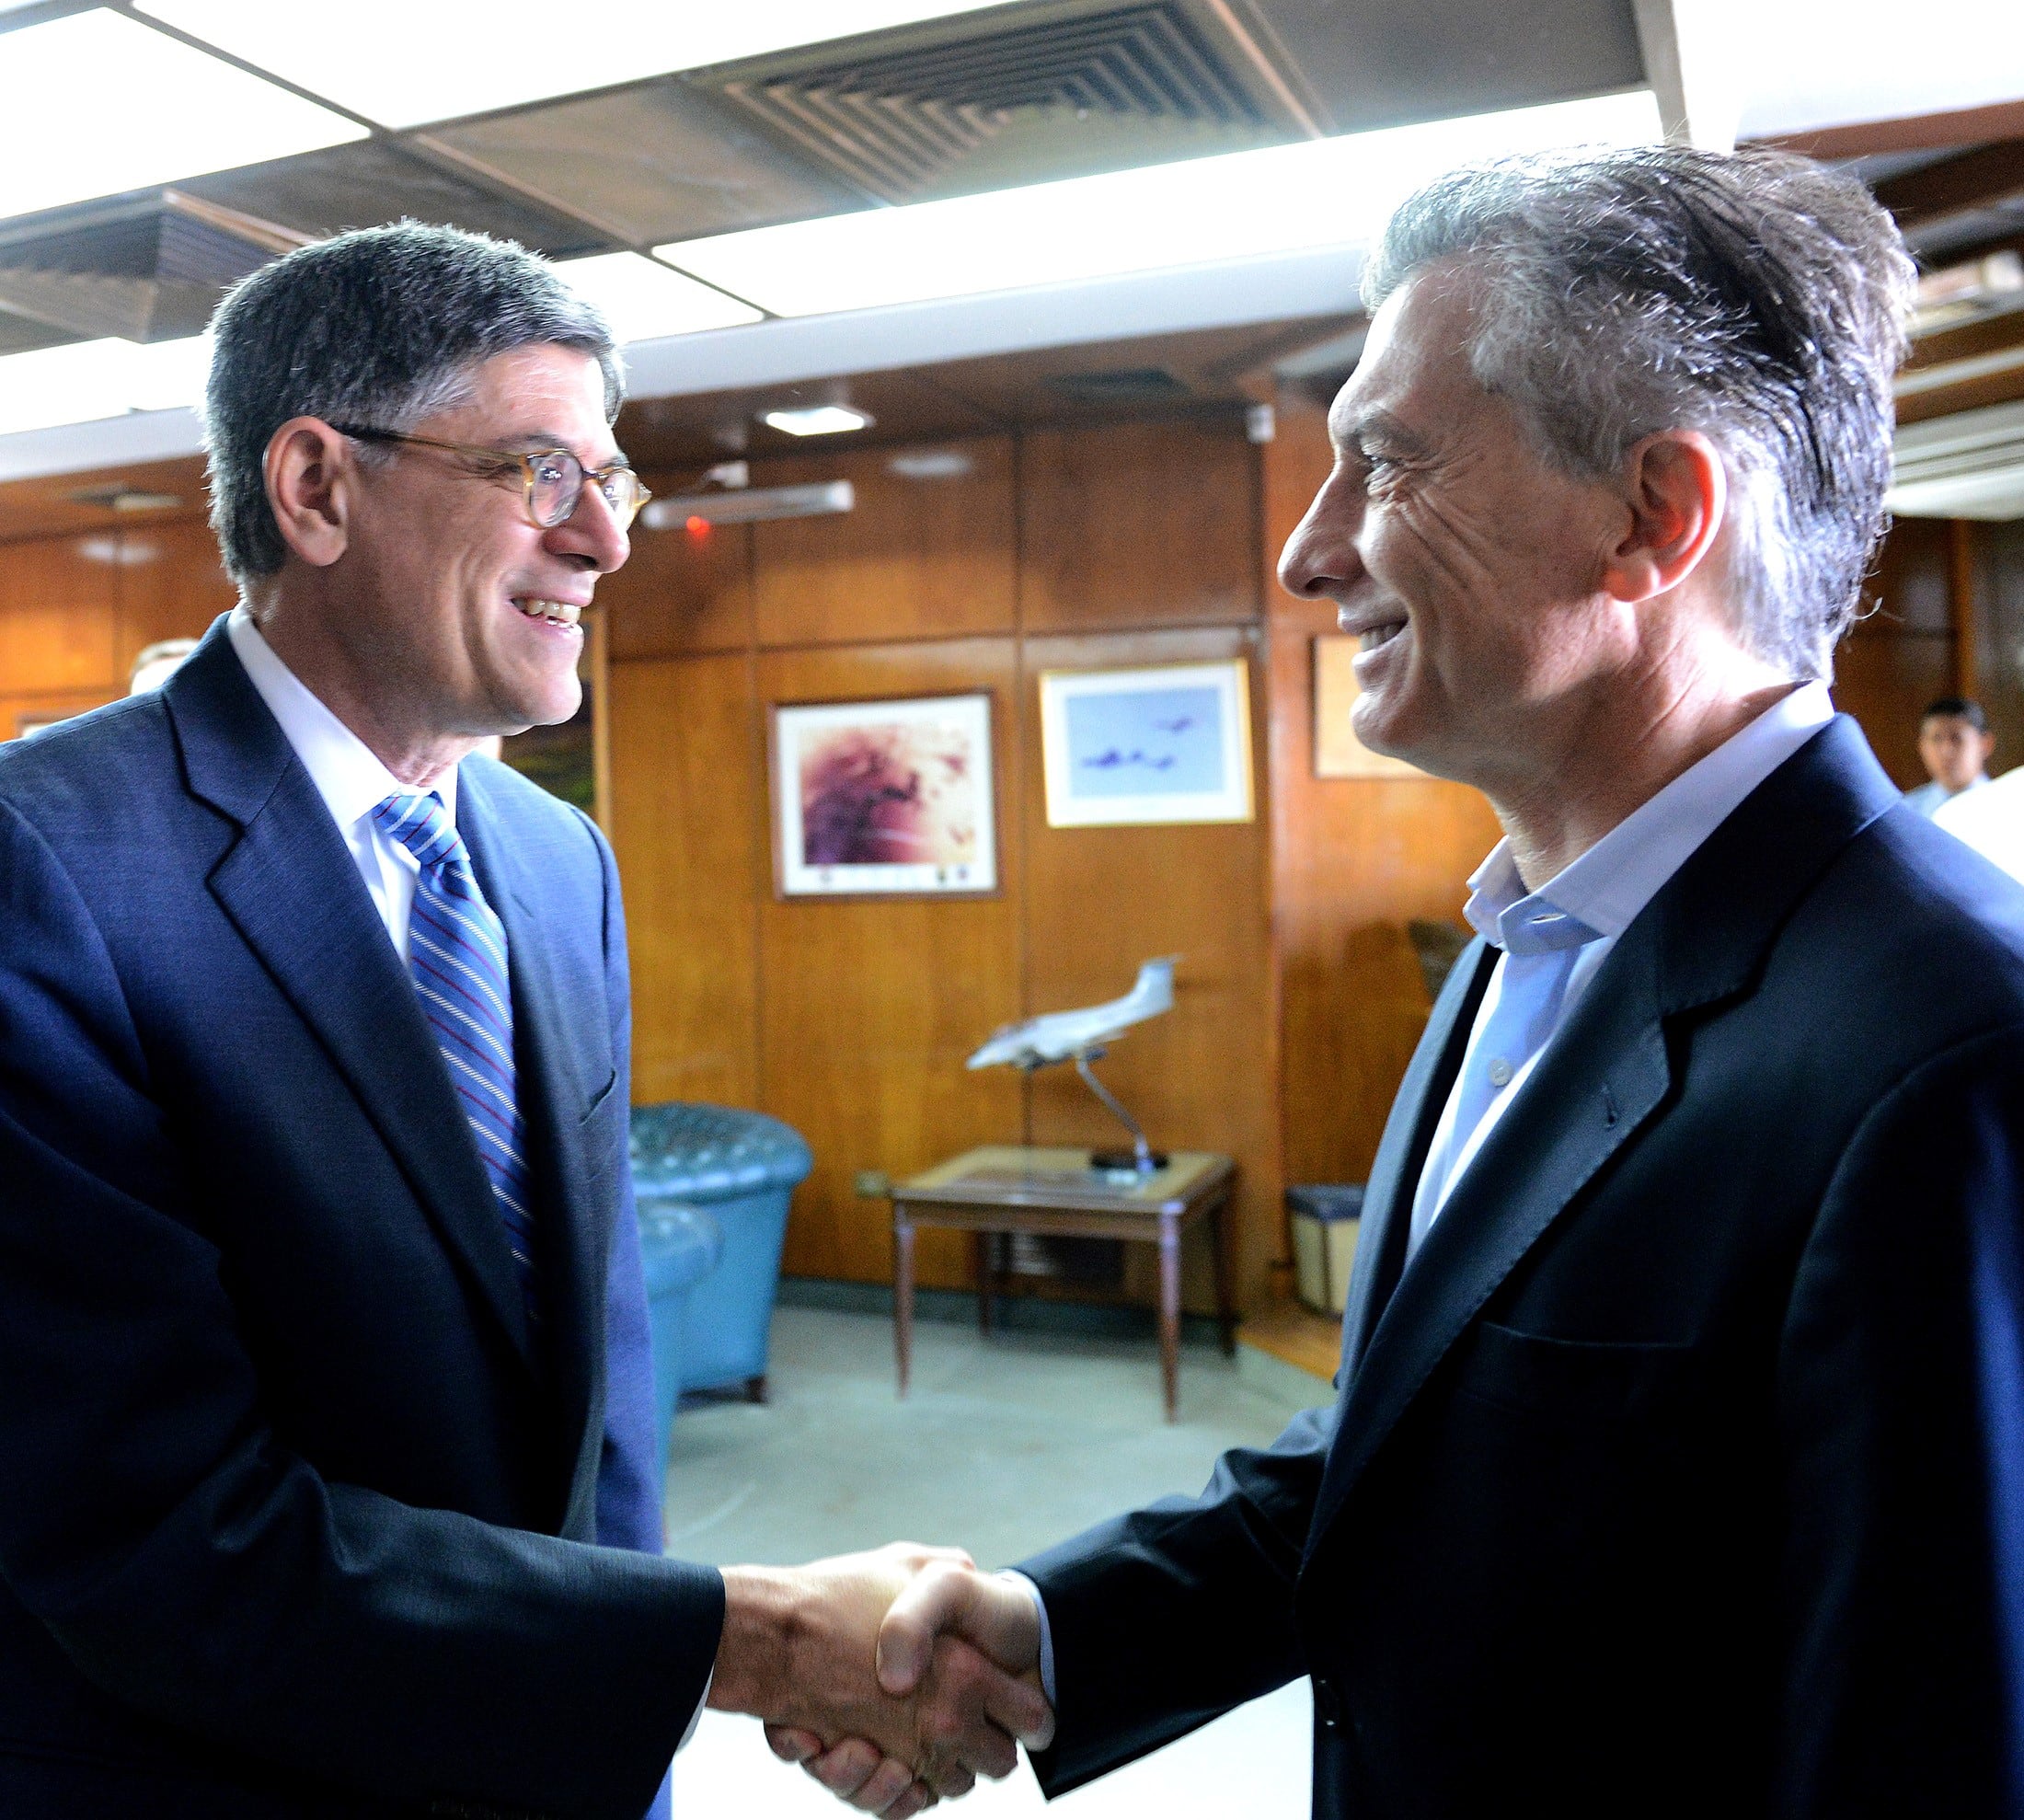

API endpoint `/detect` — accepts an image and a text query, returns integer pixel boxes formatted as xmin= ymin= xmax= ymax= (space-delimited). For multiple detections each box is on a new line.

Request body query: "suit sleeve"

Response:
xmin=1018 ymin=1400 xmax=1329 ymax=1796
xmin=0 ymin=797 xmax=719 ymax=1820
xmin=584 ymin=810 xmax=664 ymax=1557
xmin=1776 ymin=1020 xmax=2024 ymax=1815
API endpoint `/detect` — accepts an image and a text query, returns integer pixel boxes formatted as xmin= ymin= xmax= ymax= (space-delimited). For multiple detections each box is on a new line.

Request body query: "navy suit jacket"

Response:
xmin=1023 ymin=718 xmax=2024 ymax=1817
xmin=0 ymin=624 xmax=719 ymax=1817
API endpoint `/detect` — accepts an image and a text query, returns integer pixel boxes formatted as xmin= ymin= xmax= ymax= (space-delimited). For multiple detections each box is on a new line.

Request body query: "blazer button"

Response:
xmin=1314 ymin=1676 xmax=1344 ymax=1732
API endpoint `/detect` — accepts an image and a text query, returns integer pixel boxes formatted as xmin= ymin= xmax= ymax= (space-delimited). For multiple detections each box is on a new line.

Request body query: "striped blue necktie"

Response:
xmin=370 ymin=790 xmax=538 ymax=1319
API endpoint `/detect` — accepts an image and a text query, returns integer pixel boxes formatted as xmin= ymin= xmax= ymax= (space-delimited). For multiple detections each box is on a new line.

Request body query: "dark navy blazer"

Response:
xmin=0 ymin=623 xmax=719 ymax=1818
xmin=1025 ymin=718 xmax=2024 ymax=1818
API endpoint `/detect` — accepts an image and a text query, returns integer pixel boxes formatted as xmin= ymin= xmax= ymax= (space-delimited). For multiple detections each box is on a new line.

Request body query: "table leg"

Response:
xmin=972 ymin=1230 xmax=994 ymax=1335
xmin=894 ymin=1213 xmax=915 ymax=1400
xmin=1209 ymin=1192 xmax=1237 ymax=1358
xmin=1159 ymin=1215 xmax=1181 ymax=1423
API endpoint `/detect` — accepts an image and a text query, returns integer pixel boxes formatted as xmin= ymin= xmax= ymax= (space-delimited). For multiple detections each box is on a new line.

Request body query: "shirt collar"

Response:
xmin=1465 ymin=681 xmax=1834 ymax=952
xmin=226 ymin=605 xmax=457 ymax=831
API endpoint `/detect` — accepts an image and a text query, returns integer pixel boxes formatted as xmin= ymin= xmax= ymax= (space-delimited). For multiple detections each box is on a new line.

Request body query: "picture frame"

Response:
xmin=1039 ymin=659 xmax=1253 ymax=828
xmin=771 ymin=691 xmax=998 ymax=898
xmin=1312 ymin=633 xmax=1425 ymax=779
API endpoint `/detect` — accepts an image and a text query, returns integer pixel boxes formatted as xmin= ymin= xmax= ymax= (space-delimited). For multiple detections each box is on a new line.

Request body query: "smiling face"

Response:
xmin=1278 ymin=264 xmax=1644 ymax=793
xmin=331 ymin=341 xmax=628 ymax=742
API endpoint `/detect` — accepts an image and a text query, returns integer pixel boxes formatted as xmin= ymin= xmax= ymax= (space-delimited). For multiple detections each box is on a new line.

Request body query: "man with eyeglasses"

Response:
xmin=0 ymin=223 xmax=1042 ymax=1820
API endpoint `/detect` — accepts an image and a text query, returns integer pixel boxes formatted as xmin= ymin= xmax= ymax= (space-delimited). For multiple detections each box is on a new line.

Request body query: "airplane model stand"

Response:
xmin=1068 ymin=1045 xmax=1168 ymax=1174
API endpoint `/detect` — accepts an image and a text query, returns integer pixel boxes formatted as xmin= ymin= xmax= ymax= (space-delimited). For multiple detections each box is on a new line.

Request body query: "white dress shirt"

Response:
xmin=1407 ymin=682 xmax=1834 ymax=1256
xmin=226 ymin=605 xmax=454 ymax=960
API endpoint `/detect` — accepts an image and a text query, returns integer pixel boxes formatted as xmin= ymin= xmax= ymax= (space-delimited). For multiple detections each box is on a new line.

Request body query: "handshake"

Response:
xmin=708 ymin=1542 xmax=1056 ymax=1816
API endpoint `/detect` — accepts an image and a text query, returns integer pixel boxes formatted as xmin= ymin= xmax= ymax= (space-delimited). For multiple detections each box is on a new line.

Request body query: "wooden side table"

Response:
xmin=889 ymin=1145 xmax=1237 ymax=1422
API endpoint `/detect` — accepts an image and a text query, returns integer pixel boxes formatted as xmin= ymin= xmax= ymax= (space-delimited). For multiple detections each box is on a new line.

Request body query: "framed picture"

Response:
xmin=771 ymin=692 xmax=998 ymax=897
xmin=1313 ymin=634 xmax=1425 ymax=779
xmin=1039 ymin=659 xmax=1253 ymax=828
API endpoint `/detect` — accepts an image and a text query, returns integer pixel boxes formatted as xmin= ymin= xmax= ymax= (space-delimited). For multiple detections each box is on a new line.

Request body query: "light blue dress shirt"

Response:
xmin=1409 ymin=682 xmax=1834 ymax=1255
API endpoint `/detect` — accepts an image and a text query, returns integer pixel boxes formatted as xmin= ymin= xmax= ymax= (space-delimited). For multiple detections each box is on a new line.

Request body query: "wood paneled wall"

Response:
xmin=1835 ymin=515 xmax=1957 ymax=788
xmin=604 ymin=414 xmax=1280 ymax=1307
xmin=0 ymin=518 xmax=235 ymax=737
xmin=2 ymin=417 xmax=2000 ymax=1323
xmin=1967 ymin=519 xmax=2024 ymax=774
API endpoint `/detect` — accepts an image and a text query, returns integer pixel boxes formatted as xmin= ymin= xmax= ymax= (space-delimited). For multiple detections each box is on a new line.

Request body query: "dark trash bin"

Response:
xmin=1287 ymin=1183 xmax=1363 ymax=1316
xmin=630 ymin=1103 xmax=813 ymax=1402
xmin=638 ymin=1203 xmax=723 ymax=1490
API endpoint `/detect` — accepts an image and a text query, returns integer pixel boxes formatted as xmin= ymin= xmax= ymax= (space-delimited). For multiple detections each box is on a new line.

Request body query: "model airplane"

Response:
xmin=966 ymin=958 xmax=1178 ymax=1071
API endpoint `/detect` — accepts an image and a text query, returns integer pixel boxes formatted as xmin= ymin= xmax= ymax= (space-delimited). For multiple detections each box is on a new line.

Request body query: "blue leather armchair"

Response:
xmin=637 ymin=1203 xmax=723 ymax=1489
xmin=629 ymin=1103 xmax=813 ymax=1403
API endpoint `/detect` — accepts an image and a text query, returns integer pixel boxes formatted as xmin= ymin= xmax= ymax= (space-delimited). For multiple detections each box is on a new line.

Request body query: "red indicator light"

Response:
xmin=684 ymin=514 xmax=711 ymax=536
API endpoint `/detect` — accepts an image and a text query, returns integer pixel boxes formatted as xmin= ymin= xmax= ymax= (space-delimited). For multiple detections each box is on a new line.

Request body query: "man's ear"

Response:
xmin=263 ymin=418 xmax=356 ymax=570
xmin=1600 ymin=430 xmax=1726 ymax=605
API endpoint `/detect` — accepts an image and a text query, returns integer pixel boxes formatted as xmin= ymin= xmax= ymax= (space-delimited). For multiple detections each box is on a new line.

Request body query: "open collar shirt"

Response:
xmin=1407 ymin=681 xmax=1835 ymax=1260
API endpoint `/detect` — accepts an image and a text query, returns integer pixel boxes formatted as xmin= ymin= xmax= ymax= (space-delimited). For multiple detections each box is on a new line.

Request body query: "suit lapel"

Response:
xmin=1305 ymin=716 xmax=1903 ymax=1555
xmin=458 ymin=769 xmax=608 ymax=1509
xmin=1336 ymin=941 xmax=1496 ymax=1380
xmin=167 ymin=627 xmax=537 ymax=1370
xmin=1307 ymin=943 xmax=1673 ymax=1552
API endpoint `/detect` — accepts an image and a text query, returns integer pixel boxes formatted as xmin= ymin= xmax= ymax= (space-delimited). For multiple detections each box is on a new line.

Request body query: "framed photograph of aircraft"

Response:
xmin=1039 ymin=659 xmax=1253 ymax=827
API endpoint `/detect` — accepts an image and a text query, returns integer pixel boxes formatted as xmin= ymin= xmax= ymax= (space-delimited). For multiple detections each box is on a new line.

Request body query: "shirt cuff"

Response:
xmin=997 ymin=1570 xmax=1057 ymax=1709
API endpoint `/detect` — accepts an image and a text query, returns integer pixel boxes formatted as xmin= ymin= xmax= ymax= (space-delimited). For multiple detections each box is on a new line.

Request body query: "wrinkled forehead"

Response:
xmin=1328 ymin=261 xmax=1488 ymax=445
xmin=436 ymin=342 xmax=622 ymax=462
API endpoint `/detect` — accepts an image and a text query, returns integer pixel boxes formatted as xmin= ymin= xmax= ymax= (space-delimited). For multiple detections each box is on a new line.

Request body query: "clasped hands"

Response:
xmin=709 ymin=1542 xmax=1052 ymax=1817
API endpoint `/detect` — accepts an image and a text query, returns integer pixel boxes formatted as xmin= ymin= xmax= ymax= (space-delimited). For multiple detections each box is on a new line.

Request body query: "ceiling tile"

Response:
xmin=424 ymin=81 xmax=869 ymax=246
xmin=0 ymin=306 xmax=78 ymax=358
xmin=1249 ymin=0 xmax=1644 ymax=135
xmin=177 ymin=140 xmax=612 ymax=257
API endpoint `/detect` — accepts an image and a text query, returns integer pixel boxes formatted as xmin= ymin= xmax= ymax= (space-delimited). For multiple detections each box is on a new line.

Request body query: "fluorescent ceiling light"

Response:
xmin=641 ymin=481 xmax=856 ymax=528
xmin=0 ymin=10 xmax=366 ymax=221
xmin=557 ymin=254 xmax=762 ymax=345
xmin=661 ymin=90 xmax=1662 ymax=319
xmin=762 ymin=405 xmax=874 ymax=436
xmin=134 ymin=0 xmax=1010 ymax=129
xmin=0 ymin=336 xmax=210 ymax=439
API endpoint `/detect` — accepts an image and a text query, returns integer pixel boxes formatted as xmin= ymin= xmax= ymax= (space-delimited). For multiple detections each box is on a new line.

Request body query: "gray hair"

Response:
xmin=1363 ymin=145 xmax=1914 ymax=681
xmin=203 ymin=221 xmax=621 ymax=584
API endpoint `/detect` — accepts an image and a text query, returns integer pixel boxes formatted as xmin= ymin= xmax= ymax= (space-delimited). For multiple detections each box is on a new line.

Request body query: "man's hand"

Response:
xmin=765 ymin=1560 xmax=1050 ymax=1814
xmin=712 ymin=1544 xmax=1052 ymax=1817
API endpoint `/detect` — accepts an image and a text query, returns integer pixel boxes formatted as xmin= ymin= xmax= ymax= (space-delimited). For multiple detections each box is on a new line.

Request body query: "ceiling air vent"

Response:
xmin=699 ymin=0 xmax=1320 ymax=205
xmin=1047 ymin=366 xmax=1190 ymax=403
xmin=0 ymin=190 xmax=312 ymax=344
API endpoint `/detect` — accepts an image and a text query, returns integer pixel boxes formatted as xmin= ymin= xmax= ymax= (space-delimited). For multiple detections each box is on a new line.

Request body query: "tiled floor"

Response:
xmin=667 ymin=1304 xmax=1318 ymax=1817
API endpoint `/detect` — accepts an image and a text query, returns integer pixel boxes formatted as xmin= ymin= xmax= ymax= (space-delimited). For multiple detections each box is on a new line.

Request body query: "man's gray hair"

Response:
xmin=1364 ymin=145 xmax=1914 ymax=680
xmin=203 ymin=221 xmax=621 ymax=584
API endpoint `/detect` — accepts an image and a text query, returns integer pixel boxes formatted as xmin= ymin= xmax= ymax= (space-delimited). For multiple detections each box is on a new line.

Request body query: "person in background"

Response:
xmin=1904 ymin=694 xmax=1995 ymax=815
xmin=127 ymin=636 xmax=200 ymax=695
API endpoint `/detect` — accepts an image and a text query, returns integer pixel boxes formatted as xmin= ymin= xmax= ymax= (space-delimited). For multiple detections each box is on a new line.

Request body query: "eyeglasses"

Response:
xmin=327 ymin=423 xmax=651 ymax=530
